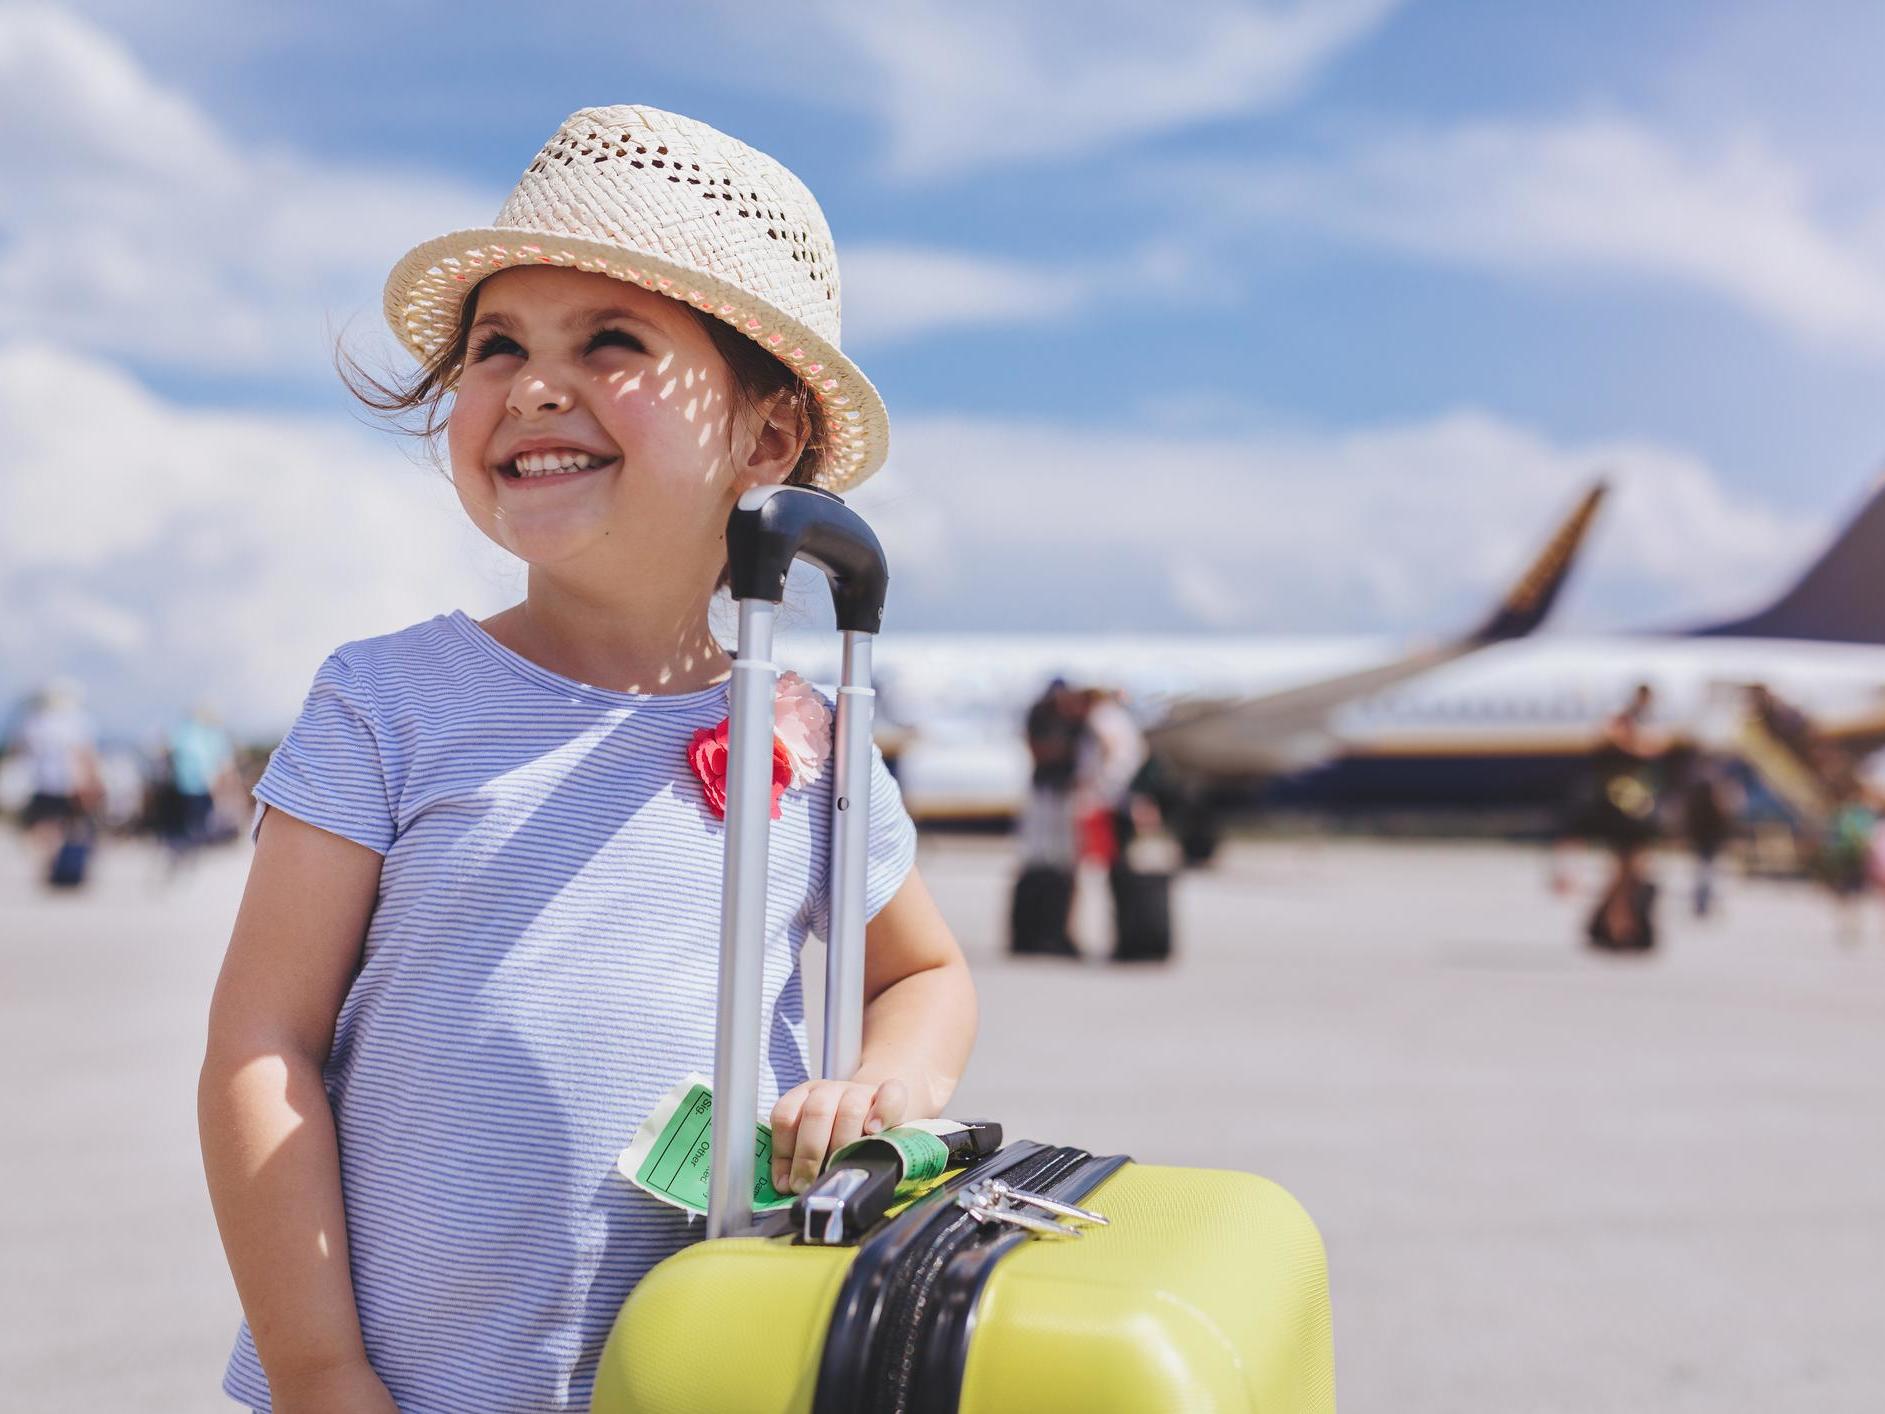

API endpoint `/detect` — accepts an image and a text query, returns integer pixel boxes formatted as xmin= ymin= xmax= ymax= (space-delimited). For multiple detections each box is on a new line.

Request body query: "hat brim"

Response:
xmin=382 ymin=227 xmax=888 ymax=492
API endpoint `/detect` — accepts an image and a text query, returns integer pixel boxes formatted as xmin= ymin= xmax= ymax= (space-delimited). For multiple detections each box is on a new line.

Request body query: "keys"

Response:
xmin=955 ymin=1178 xmax=1109 ymax=1239
xmin=983 ymin=1179 xmax=1109 ymax=1227
xmin=960 ymin=1197 xmax=1081 ymax=1238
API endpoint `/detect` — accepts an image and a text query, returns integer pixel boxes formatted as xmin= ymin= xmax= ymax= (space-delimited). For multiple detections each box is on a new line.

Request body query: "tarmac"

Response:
xmin=4 ymin=831 xmax=1884 ymax=1412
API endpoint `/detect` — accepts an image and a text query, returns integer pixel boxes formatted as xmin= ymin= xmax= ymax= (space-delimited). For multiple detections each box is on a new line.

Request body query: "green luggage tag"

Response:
xmin=616 ymin=1074 xmax=794 ymax=1217
xmin=827 ymin=1122 xmax=954 ymax=1186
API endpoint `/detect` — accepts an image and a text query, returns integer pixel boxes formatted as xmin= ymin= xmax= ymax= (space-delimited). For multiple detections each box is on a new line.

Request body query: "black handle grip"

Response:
xmin=726 ymin=486 xmax=889 ymax=634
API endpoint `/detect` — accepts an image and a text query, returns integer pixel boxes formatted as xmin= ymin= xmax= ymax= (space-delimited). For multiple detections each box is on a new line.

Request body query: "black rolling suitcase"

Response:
xmin=1108 ymin=860 xmax=1171 ymax=962
xmin=1010 ymin=865 xmax=1078 ymax=956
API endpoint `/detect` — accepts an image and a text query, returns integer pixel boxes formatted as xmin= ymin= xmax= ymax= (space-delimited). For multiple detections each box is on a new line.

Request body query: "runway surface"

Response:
xmin=4 ymin=833 xmax=1883 ymax=1412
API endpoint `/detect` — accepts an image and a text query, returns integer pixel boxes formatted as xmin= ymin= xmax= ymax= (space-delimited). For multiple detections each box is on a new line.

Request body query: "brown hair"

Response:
xmin=339 ymin=285 xmax=827 ymax=487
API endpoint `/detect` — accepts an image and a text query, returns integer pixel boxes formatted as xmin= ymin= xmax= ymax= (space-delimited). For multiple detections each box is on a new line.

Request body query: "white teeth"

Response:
xmin=507 ymin=450 xmax=603 ymax=478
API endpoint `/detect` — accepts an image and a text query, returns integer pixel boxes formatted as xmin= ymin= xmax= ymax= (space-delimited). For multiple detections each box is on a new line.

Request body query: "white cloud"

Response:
xmin=840 ymin=245 xmax=1094 ymax=345
xmin=1230 ymin=113 xmax=1885 ymax=353
xmin=0 ymin=4 xmax=496 ymax=377
xmin=819 ymin=0 xmax=1403 ymax=177
xmin=0 ymin=343 xmax=522 ymax=737
xmin=849 ymin=408 xmax=1826 ymax=635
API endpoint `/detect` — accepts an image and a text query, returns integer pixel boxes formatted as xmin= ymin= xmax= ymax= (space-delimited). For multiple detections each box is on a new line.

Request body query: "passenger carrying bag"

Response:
xmin=592 ymin=487 xmax=1335 ymax=1413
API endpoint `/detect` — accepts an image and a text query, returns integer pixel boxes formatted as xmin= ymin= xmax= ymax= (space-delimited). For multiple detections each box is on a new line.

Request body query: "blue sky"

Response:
xmin=6 ymin=1 xmax=1884 ymax=731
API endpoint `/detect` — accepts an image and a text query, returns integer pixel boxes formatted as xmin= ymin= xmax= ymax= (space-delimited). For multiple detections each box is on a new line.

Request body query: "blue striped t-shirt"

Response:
xmin=221 ymin=610 xmax=917 ymax=1413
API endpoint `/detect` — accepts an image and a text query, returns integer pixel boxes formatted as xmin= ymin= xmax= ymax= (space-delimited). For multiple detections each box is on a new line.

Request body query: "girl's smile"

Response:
xmin=492 ymin=441 xmax=621 ymax=484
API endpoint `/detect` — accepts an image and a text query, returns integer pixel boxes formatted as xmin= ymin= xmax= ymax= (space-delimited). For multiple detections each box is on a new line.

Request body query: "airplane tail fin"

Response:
xmin=1147 ymin=479 xmax=1607 ymax=778
xmin=1692 ymin=474 xmax=1885 ymax=644
xmin=1467 ymin=479 xmax=1607 ymax=645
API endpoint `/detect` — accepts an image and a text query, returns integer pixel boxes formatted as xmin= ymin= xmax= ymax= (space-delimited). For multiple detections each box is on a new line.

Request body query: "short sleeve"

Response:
xmin=807 ymin=741 xmax=919 ymax=939
xmin=250 ymin=651 xmax=396 ymax=855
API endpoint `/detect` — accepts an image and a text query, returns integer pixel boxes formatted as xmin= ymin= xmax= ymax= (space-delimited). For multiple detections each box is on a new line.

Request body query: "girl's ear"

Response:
xmin=734 ymin=389 xmax=811 ymax=491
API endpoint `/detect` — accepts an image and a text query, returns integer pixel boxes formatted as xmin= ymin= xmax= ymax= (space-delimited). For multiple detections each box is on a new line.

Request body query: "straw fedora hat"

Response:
xmin=383 ymin=105 xmax=887 ymax=491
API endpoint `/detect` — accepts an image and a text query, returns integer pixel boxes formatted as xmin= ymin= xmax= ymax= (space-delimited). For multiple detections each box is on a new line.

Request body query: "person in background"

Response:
xmin=1011 ymin=679 xmax=1090 ymax=955
xmin=1679 ymin=751 xmax=1742 ymax=919
xmin=1586 ymin=683 xmax=1667 ymax=951
xmin=1079 ymin=687 xmax=1149 ymax=868
xmin=1082 ymin=690 xmax=1177 ymax=964
xmin=8 ymin=678 xmax=103 ymax=871
xmin=1021 ymin=678 xmax=1088 ymax=862
xmin=1815 ymin=750 xmax=1877 ymax=946
xmin=163 ymin=704 xmax=240 ymax=869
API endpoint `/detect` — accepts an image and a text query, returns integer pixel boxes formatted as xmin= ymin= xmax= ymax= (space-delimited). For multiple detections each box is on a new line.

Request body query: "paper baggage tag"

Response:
xmin=617 ymin=1074 xmax=794 ymax=1217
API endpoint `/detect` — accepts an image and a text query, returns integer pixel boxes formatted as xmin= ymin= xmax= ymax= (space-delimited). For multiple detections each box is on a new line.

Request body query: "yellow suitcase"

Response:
xmin=595 ymin=1144 xmax=1333 ymax=1412
xmin=593 ymin=490 xmax=1334 ymax=1412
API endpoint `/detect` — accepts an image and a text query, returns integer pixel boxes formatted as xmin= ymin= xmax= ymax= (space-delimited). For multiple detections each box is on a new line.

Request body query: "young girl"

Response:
xmin=198 ymin=106 xmax=978 ymax=1413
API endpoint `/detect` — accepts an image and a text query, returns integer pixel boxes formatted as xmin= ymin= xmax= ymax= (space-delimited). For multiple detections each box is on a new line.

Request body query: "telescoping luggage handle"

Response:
xmin=709 ymin=484 xmax=889 ymax=1239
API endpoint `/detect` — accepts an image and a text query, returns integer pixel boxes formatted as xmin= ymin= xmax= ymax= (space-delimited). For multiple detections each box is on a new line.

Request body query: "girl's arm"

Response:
xmin=771 ymin=866 xmax=978 ymax=1193
xmin=198 ymin=810 xmax=398 ymax=1411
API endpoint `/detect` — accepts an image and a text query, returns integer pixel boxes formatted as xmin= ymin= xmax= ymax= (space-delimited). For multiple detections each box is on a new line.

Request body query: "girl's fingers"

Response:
xmin=866 ymin=1078 xmax=909 ymax=1135
xmin=787 ymin=1085 xmax=845 ymax=1193
xmin=770 ymin=1085 xmax=811 ymax=1191
xmin=769 ymin=1080 xmax=916 ymax=1193
xmin=819 ymin=1087 xmax=877 ymax=1174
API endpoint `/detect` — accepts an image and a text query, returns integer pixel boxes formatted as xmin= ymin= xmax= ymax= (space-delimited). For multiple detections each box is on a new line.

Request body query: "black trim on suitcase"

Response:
xmin=811 ymin=1142 xmax=1129 ymax=1414
xmin=909 ymin=1151 xmax=1130 ymax=1414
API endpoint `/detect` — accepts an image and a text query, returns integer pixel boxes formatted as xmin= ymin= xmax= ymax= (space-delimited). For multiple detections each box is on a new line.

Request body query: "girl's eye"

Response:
xmin=471 ymin=332 xmax=523 ymax=362
xmin=586 ymin=328 xmax=646 ymax=355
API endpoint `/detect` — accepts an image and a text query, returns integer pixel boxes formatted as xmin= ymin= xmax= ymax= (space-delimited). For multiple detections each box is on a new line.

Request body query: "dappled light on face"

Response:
xmin=607 ymin=370 xmax=645 ymax=394
xmin=678 ymin=363 xmax=717 ymax=422
xmin=659 ymin=377 xmax=677 ymax=401
xmin=656 ymin=351 xmax=674 ymax=375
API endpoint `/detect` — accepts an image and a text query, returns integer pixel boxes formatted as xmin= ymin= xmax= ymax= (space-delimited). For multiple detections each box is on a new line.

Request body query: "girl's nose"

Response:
xmin=508 ymin=373 xmax=574 ymax=417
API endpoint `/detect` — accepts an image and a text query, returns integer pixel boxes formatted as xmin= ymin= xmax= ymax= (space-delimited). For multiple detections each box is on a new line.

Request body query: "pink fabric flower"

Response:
xmin=773 ymin=671 xmax=833 ymax=787
xmin=687 ymin=718 xmax=793 ymax=821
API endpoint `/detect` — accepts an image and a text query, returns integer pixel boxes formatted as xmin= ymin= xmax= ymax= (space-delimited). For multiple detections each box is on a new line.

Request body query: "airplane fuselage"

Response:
xmin=777 ymin=632 xmax=1885 ymax=820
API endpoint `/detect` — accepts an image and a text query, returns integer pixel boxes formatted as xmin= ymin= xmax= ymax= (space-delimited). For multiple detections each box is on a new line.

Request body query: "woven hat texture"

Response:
xmin=383 ymin=105 xmax=886 ymax=491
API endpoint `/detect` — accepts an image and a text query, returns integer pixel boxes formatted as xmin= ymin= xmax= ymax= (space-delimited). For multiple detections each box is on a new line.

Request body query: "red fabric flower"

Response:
xmin=688 ymin=717 xmax=794 ymax=821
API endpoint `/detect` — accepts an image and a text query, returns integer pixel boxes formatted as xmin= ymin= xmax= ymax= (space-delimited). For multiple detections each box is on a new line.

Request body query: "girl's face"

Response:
xmin=446 ymin=266 xmax=784 ymax=583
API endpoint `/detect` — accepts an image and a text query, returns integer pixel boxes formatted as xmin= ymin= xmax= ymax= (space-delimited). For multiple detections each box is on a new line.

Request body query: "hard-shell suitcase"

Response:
xmin=593 ymin=488 xmax=1334 ymax=1412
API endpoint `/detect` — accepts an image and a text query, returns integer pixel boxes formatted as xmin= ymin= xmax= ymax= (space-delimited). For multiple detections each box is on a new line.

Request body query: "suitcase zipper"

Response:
xmin=811 ymin=1142 xmax=1128 ymax=1414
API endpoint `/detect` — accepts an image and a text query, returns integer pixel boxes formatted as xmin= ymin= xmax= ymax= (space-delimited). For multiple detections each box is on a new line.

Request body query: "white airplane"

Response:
xmin=776 ymin=481 xmax=1608 ymax=822
xmin=778 ymin=472 xmax=1885 ymax=840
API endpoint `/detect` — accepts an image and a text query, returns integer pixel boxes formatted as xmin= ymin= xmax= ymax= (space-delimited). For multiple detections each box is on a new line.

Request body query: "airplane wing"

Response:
xmin=1146 ymin=480 xmax=1608 ymax=778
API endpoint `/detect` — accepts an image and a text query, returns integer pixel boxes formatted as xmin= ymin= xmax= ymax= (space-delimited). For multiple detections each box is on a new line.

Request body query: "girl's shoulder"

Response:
xmin=328 ymin=612 xmax=465 ymax=673
xmin=306 ymin=613 xmax=494 ymax=729
xmin=321 ymin=611 xmax=512 ymax=695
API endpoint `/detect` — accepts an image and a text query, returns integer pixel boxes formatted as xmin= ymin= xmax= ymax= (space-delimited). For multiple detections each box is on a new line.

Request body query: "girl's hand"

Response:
xmin=769 ymin=1077 xmax=909 ymax=1194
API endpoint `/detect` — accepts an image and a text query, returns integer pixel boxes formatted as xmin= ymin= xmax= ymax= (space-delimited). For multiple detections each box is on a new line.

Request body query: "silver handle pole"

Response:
xmin=706 ymin=598 xmax=778 ymax=1239
xmin=821 ymin=631 xmax=875 ymax=1080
